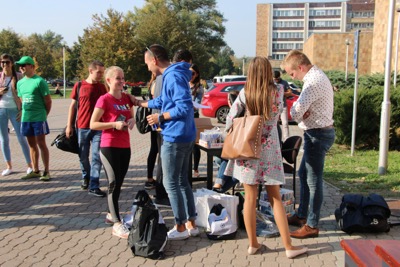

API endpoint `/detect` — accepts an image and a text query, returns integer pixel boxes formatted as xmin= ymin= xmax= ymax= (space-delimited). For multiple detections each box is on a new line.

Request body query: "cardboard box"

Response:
xmin=198 ymin=139 xmax=224 ymax=149
xmin=194 ymin=118 xmax=214 ymax=143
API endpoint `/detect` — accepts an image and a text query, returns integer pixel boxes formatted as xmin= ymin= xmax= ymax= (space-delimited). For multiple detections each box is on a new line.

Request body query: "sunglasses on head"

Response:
xmin=146 ymin=46 xmax=159 ymax=59
xmin=1 ymin=61 xmax=11 ymax=64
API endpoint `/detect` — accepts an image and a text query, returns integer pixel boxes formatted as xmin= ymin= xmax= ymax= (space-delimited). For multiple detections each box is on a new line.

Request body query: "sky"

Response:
xmin=0 ymin=0 xmax=271 ymax=58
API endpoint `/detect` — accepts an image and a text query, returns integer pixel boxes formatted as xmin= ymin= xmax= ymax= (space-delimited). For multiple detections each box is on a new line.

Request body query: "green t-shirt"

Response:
xmin=17 ymin=74 xmax=50 ymax=122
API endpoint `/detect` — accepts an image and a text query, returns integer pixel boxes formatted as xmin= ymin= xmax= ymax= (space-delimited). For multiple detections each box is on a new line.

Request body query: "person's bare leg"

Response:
xmin=26 ymin=136 xmax=39 ymax=172
xmin=243 ymin=183 xmax=260 ymax=250
xmin=266 ymin=185 xmax=305 ymax=251
xmin=36 ymin=134 xmax=49 ymax=172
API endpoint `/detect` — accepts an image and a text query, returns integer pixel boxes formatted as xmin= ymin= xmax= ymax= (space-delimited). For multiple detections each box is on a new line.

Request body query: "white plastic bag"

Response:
xmin=193 ymin=188 xmax=239 ymax=230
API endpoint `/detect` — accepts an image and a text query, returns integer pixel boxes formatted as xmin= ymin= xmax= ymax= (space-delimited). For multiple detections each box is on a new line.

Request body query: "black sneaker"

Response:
xmin=144 ymin=180 xmax=157 ymax=190
xmin=88 ymin=188 xmax=106 ymax=197
xmin=81 ymin=178 xmax=89 ymax=190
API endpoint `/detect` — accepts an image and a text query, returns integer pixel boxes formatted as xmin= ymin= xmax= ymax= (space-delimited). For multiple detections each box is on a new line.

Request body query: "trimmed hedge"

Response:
xmin=336 ymin=88 xmax=400 ymax=150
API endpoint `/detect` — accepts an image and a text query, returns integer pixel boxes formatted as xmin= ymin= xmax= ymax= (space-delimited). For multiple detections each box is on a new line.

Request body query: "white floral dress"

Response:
xmin=224 ymin=85 xmax=285 ymax=185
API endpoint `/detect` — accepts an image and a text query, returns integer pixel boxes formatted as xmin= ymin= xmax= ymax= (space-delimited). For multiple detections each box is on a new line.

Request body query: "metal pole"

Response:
xmin=394 ymin=9 xmax=400 ymax=87
xmin=378 ymin=0 xmax=396 ymax=175
xmin=350 ymin=67 xmax=359 ymax=156
xmin=63 ymin=46 xmax=66 ymax=98
xmin=350 ymin=31 xmax=360 ymax=156
xmin=345 ymin=41 xmax=349 ymax=81
xmin=242 ymin=58 xmax=245 ymax=76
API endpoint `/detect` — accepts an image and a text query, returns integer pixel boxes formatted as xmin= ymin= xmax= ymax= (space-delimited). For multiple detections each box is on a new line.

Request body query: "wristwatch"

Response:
xmin=158 ymin=114 xmax=165 ymax=124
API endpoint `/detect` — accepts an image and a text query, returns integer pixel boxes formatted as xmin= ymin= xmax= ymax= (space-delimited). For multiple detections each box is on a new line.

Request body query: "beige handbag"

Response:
xmin=221 ymin=114 xmax=264 ymax=160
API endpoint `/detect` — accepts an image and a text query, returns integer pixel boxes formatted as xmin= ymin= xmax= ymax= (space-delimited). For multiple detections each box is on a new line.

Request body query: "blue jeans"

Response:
xmin=78 ymin=128 xmax=102 ymax=190
xmin=0 ymin=108 xmax=31 ymax=164
xmin=214 ymin=157 xmax=239 ymax=192
xmin=161 ymin=140 xmax=197 ymax=225
xmin=297 ymin=128 xmax=335 ymax=228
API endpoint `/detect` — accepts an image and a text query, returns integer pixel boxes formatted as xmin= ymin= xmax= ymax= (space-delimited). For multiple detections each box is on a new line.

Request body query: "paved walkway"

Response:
xmin=0 ymin=98 xmax=398 ymax=267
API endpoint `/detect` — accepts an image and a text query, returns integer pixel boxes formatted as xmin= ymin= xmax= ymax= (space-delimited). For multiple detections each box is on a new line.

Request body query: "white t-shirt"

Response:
xmin=0 ymin=76 xmax=17 ymax=109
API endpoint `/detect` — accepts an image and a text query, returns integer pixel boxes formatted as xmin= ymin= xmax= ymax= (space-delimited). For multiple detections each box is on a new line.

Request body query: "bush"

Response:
xmin=334 ymin=86 xmax=400 ymax=150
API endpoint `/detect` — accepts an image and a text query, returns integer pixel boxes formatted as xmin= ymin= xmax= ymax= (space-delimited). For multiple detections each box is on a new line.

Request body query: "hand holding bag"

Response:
xmin=221 ymin=114 xmax=264 ymax=160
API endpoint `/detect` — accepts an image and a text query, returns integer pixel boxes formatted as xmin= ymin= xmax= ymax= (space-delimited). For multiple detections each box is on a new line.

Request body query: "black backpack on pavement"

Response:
xmin=128 ymin=190 xmax=168 ymax=259
xmin=334 ymin=193 xmax=391 ymax=234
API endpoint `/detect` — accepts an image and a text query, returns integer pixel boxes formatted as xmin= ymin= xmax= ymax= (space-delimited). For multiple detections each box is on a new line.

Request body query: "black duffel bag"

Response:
xmin=128 ymin=190 xmax=168 ymax=260
xmin=334 ymin=193 xmax=391 ymax=234
xmin=51 ymin=127 xmax=79 ymax=154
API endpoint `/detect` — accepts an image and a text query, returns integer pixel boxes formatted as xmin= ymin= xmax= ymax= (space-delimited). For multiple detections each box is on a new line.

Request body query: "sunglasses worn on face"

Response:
xmin=19 ymin=64 xmax=27 ymax=68
xmin=1 ymin=61 xmax=11 ymax=65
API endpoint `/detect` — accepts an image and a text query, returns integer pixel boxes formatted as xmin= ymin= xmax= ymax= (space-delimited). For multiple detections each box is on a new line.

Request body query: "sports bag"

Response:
xmin=135 ymin=95 xmax=152 ymax=134
xmin=206 ymin=203 xmax=237 ymax=240
xmin=50 ymin=127 xmax=79 ymax=154
xmin=334 ymin=193 xmax=391 ymax=234
xmin=128 ymin=190 xmax=168 ymax=259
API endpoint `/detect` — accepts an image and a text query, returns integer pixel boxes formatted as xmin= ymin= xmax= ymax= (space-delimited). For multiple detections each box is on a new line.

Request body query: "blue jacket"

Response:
xmin=147 ymin=62 xmax=196 ymax=143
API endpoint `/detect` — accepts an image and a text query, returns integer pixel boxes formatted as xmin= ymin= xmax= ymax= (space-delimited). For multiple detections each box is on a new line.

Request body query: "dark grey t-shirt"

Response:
xmin=151 ymin=75 xmax=163 ymax=114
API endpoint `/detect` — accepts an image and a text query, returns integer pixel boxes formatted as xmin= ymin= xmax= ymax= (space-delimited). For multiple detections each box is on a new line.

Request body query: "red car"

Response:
xmin=201 ymin=81 xmax=299 ymax=124
xmin=201 ymin=82 xmax=246 ymax=123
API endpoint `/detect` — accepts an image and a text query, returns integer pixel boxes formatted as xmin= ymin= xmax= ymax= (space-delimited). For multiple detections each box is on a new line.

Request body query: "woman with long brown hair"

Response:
xmin=0 ymin=54 xmax=32 ymax=176
xmin=224 ymin=57 xmax=307 ymax=258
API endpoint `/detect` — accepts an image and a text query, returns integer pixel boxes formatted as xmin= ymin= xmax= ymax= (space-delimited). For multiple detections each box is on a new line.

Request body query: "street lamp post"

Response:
xmin=345 ymin=39 xmax=351 ymax=81
xmin=394 ymin=8 xmax=400 ymax=87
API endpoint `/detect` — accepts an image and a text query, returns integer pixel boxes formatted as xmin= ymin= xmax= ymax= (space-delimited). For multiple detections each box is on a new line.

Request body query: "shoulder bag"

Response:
xmin=221 ymin=114 xmax=263 ymax=160
xmin=51 ymin=82 xmax=81 ymax=154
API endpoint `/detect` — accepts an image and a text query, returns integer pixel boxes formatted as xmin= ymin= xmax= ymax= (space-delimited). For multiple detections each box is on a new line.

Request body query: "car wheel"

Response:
xmin=216 ymin=106 xmax=230 ymax=124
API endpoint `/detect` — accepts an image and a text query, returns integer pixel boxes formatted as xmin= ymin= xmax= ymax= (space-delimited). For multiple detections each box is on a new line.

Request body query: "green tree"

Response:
xmin=0 ymin=29 xmax=23 ymax=60
xmin=214 ymin=46 xmax=235 ymax=76
xmin=78 ymin=9 xmax=138 ymax=81
xmin=129 ymin=0 xmax=226 ymax=80
xmin=20 ymin=31 xmax=65 ymax=79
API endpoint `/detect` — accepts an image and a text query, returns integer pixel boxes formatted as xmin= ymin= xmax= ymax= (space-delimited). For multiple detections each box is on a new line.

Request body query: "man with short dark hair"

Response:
xmin=66 ymin=60 xmax=107 ymax=197
xmin=17 ymin=56 xmax=52 ymax=181
xmin=135 ymin=45 xmax=199 ymax=240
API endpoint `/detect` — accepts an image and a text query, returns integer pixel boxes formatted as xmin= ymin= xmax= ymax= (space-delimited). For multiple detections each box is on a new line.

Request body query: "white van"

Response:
xmin=213 ymin=75 xmax=246 ymax=83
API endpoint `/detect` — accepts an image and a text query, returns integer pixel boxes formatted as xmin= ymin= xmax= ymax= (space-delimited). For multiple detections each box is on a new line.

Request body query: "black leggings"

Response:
xmin=100 ymin=147 xmax=131 ymax=223
xmin=147 ymin=131 xmax=158 ymax=178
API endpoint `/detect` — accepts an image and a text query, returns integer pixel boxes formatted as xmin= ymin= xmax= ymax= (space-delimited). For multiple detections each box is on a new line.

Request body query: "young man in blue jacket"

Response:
xmin=135 ymin=45 xmax=199 ymax=240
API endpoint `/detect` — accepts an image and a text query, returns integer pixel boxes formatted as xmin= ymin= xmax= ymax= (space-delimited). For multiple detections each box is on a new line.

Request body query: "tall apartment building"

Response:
xmin=256 ymin=0 xmax=375 ymax=61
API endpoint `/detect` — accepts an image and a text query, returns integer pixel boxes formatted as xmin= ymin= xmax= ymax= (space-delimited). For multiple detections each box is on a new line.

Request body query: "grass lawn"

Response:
xmin=324 ymin=144 xmax=400 ymax=198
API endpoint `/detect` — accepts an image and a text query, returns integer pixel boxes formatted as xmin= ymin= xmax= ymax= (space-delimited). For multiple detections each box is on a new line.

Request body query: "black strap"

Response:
xmin=74 ymin=81 xmax=81 ymax=128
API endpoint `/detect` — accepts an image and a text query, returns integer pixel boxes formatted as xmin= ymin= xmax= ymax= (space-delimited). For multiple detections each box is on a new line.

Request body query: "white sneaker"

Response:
xmin=112 ymin=223 xmax=129 ymax=239
xmin=167 ymin=227 xmax=189 ymax=240
xmin=2 ymin=169 xmax=12 ymax=176
xmin=26 ymin=167 xmax=33 ymax=174
xmin=187 ymin=227 xmax=200 ymax=237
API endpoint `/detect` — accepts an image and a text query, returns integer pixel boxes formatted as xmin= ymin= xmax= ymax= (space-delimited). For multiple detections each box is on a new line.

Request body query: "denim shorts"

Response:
xmin=21 ymin=121 xmax=50 ymax=136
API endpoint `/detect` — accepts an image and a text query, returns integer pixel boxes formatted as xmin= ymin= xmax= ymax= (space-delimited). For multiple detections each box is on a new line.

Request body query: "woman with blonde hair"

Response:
xmin=90 ymin=66 xmax=135 ymax=239
xmin=224 ymin=57 xmax=307 ymax=258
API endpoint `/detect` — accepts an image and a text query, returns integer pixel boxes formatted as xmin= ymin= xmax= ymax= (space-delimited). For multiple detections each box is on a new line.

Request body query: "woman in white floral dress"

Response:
xmin=224 ymin=57 xmax=307 ymax=259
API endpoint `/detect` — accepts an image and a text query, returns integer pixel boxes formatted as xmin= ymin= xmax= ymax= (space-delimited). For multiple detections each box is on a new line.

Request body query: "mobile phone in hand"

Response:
xmin=116 ymin=114 xmax=126 ymax=122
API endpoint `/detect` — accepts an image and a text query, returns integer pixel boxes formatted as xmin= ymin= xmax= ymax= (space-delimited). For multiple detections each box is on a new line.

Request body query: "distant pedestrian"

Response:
xmin=54 ymin=83 xmax=63 ymax=97
xmin=0 ymin=54 xmax=32 ymax=176
xmin=66 ymin=60 xmax=107 ymax=197
xmin=90 ymin=66 xmax=135 ymax=239
xmin=17 ymin=56 xmax=52 ymax=181
xmin=273 ymin=70 xmax=291 ymax=141
xmin=282 ymin=50 xmax=335 ymax=239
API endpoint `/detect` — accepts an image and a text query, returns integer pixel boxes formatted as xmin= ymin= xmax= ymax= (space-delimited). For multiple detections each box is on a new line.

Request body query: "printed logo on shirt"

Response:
xmin=113 ymin=104 xmax=130 ymax=111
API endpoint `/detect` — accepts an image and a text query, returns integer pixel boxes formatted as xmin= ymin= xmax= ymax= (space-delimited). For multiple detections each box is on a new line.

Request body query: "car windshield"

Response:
xmin=207 ymin=84 xmax=217 ymax=92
